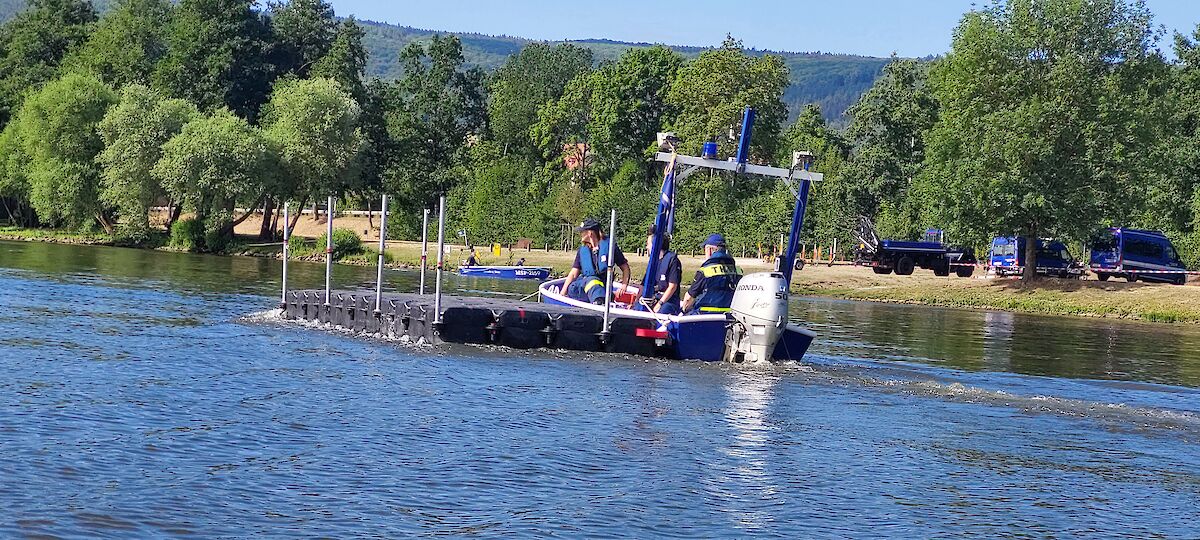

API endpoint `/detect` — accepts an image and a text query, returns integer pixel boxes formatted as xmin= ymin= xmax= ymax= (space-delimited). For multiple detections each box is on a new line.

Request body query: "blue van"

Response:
xmin=989 ymin=237 xmax=1082 ymax=278
xmin=1089 ymin=228 xmax=1187 ymax=285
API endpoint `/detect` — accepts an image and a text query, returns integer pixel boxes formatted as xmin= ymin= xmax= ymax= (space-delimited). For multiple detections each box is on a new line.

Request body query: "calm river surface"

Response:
xmin=1 ymin=239 xmax=1198 ymax=538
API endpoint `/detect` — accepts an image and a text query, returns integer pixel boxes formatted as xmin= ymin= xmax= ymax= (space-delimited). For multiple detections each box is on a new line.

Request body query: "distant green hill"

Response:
xmin=0 ymin=1 xmax=889 ymax=123
xmin=358 ymin=21 xmax=890 ymax=124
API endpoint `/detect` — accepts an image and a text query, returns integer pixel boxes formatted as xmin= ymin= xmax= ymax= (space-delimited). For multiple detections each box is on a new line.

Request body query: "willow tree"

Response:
xmin=153 ymin=108 xmax=274 ymax=250
xmin=260 ymin=77 xmax=364 ymax=238
xmin=918 ymin=0 xmax=1164 ymax=279
xmin=12 ymin=72 xmax=118 ymax=233
xmin=96 ymin=84 xmax=198 ymax=236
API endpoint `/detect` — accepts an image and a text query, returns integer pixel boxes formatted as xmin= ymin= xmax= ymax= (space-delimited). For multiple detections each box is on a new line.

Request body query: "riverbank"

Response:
xmin=3 ymin=225 xmax=1198 ymax=324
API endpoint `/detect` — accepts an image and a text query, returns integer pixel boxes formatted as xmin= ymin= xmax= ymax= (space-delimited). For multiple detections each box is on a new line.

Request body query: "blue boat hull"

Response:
xmin=538 ymin=280 xmax=814 ymax=362
xmin=458 ymin=266 xmax=552 ymax=280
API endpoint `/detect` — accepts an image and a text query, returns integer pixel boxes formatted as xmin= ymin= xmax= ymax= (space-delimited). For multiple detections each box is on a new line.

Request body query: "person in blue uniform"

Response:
xmin=681 ymin=233 xmax=743 ymax=315
xmin=560 ymin=218 xmax=631 ymax=304
xmin=645 ymin=226 xmax=682 ymax=314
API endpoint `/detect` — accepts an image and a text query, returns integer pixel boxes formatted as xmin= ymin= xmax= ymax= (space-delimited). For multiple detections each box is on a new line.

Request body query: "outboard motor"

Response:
xmin=723 ymin=272 xmax=789 ymax=363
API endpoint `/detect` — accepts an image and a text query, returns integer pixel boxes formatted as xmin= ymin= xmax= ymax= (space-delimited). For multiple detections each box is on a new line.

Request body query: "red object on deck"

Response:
xmin=614 ymin=291 xmax=639 ymax=304
xmin=635 ymin=328 xmax=669 ymax=339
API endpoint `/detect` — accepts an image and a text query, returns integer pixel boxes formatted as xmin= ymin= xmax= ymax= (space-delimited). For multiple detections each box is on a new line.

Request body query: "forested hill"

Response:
xmin=0 ymin=0 xmax=888 ymax=121
xmin=357 ymin=20 xmax=891 ymax=123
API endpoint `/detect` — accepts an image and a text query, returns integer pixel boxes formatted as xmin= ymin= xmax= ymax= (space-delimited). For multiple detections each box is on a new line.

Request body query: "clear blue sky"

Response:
xmin=326 ymin=0 xmax=1199 ymax=58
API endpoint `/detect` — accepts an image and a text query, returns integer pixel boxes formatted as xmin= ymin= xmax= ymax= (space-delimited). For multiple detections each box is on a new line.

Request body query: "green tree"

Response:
xmin=918 ymin=0 xmax=1162 ymax=279
xmin=153 ymin=0 xmax=274 ymax=119
xmin=1157 ymin=26 xmax=1200 ymax=266
xmin=96 ymin=84 xmax=198 ymax=236
xmin=585 ymin=159 xmax=656 ymax=251
xmin=63 ymin=0 xmax=172 ymax=88
xmin=0 ymin=123 xmax=32 ymax=225
xmin=534 ymin=45 xmax=683 ymax=171
xmin=269 ymin=0 xmax=336 ymax=79
xmin=841 ymin=57 xmax=937 ymax=239
xmin=488 ymin=43 xmax=592 ymax=154
xmin=11 ymin=72 xmax=117 ymax=232
xmin=383 ymin=34 xmax=487 ymax=235
xmin=0 ymin=0 xmax=97 ymax=126
xmin=153 ymin=108 xmax=273 ymax=249
xmin=459 ymin=155 xmax=535 ymax=244
xmin=261 ymin=77 xmax=364 ymax=237
xmin=778 ymin=103 xmax=850 ymax=244
xmin=311 ymin=18 xmax=368 ymax=102
xmin=665 ymin=36 xmax=790 ymax=161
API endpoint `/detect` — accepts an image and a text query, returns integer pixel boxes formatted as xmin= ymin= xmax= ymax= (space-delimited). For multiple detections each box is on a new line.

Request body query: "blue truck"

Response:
xmin=988 ymin=237 xmax=1084 ymax=278
xmin=1089 ymin=228 xmax=1188 ymax=285
xmin=853 ymin=219 xmax=977 ymax=277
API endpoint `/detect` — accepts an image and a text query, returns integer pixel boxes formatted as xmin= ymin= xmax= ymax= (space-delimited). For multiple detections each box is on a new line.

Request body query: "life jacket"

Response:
xmin=692 ymin=252 xmax=742 ymax=313
xmin=577 ymin=239 xmax=611 ymax=280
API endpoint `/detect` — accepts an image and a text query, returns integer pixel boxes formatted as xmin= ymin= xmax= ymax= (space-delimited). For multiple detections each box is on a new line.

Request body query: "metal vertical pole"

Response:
xmin=601 ymin=209 xmax=617 ymax=340
xmin=280 ymin=202 xmax=289 ymax=308
xmin=324 ymin=196 xmax=334 ymax=305
xmin=375 ymin=194 xmax=388 ymax=313
xmin=420 ymin=208 xmax=429 ymax=295
xmin=433 ymin=196 xmax=446 ymax=324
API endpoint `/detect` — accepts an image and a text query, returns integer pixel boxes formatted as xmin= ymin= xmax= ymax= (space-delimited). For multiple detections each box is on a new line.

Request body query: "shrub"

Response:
xmin=287 ymin=234 xmax=314 ymax=256
xmin=169 ymin=218 xmax=204 ymax=251
xmin=314 ymin=227 xmax=363 ymax=261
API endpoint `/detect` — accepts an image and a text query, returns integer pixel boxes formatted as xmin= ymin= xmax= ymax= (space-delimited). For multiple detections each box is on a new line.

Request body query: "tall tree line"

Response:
xmin=0 ymin=0 xmax=1197 ymax=272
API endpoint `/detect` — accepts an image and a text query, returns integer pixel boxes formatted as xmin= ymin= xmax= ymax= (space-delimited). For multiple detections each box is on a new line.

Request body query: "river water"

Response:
xmin=0 ymin=239 xmax=1197 ymax=538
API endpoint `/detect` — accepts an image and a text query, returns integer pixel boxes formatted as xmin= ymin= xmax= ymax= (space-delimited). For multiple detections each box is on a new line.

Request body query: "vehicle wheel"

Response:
xmin=1174 ymin=274 xmax=1187 ymax=286
xmin=872 ymin=266 xmax=892 ymax=275
xmin=895 ymin=256 xmax=915 ymax=276
xmin=794 ymin=258 xmax=805 ymax=271
xmin=1058 ymin=269 xmax=1069 ymax=279
xmin=1126 ymin=274 xmax=1137 ymax=283
xmin=1096 ymin=272 xmax=1109 ymax=282
xmin=955 ymin=265 xmax=975 ymax=278
xmin=933 ymin=261 xmax=950 ymax=277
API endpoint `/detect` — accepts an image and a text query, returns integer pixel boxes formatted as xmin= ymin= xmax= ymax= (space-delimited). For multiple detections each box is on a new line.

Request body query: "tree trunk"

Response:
xmin=1 ymin=197 xmax=13 ymax=226
xmin=288 ymin=196 xmax=308 ymax=237
xmin=221 ymin=195 xmax=266 ymax=237
xmin=96 ymin=212 xmax=115 ymax=235
xmin=166 ymin=202 xmax=183 ymax=230
xmin=1023 ymin=232 xmax=1039 ymax=281
xmin=258 ymin=198 xmax=275 ymax=240
xmin=269 ymin=204 xmax=281 ymax=237
xmin=367 ymin=199 xmax=375 ymax=230
xmin=311 ymin=199 xmax=319 ymax=221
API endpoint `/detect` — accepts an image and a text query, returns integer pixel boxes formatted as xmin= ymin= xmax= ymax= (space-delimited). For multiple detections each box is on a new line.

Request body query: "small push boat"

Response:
xmin=458 ymin=265 xmax=552 ymax=281
xmin=539 ymin=278 xmax=815 ymax=362
xmin=538 ymin=107 xmax=823 ymax=363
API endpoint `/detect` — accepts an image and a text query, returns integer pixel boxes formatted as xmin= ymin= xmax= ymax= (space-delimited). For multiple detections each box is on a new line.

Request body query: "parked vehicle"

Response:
xmin=1089 ymin=228 xmax=1187 ymax=285
xmin=988 ymin=237 xmax=1084 ymax=278
xmin=853 ymin=218 xmax=976 ymax=277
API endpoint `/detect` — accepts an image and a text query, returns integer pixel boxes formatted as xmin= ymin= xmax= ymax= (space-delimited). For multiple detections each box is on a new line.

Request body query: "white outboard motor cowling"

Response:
xmin=723 ymin=272 xmax=789 ymax=363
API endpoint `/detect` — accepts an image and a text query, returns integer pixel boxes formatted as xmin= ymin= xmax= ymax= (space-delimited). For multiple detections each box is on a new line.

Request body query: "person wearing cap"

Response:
xmin=560 ymin=218 xmax=631 ymax=304
xmin=681 ymin=233 xmax=743 ymax=315
xmin=644 ymin=226 xmax=682 ymax=314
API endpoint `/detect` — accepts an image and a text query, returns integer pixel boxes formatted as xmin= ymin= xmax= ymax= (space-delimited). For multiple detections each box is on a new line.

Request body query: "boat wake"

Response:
xmin=777 ymin=359 xmax=1200 ymax=439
